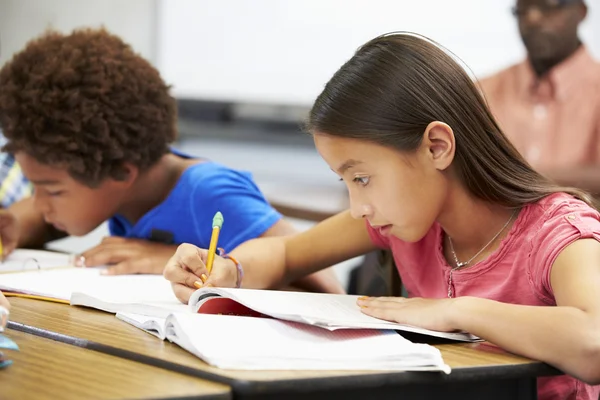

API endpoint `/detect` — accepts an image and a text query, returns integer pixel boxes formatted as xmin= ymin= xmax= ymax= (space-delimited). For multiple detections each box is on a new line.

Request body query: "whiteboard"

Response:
xmin=156 ymin=0 xmax=600 ymax=106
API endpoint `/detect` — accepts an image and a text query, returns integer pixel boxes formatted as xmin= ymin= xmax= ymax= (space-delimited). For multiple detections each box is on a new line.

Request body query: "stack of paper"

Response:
xmin=164 ymin=313 xmax=451 ymax=372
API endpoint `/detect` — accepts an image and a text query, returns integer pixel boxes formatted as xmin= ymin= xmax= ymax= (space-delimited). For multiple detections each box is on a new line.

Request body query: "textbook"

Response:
xmin=0 ymin=267 xmax=187 ymax=316
xmin=157 ymin=312 xmax=451 ymax=372
xmin=119 ymin=287 xmax=479 ymax=342
xmin=0 ymin=266 xmax=476 ymax=342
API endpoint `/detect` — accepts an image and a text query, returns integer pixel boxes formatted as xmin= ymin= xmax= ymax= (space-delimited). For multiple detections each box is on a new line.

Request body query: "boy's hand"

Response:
xmin=163 ymin=243 xmax=239 ymax=304
xmin=0 ymin=210 xmax=20 ymax=260
xmin=81 ymin=237 xmax=177 ymax=275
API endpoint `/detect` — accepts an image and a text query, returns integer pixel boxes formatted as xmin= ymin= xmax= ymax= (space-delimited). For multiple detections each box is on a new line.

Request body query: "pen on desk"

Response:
xmin=205 ymin=211 xmax=224 ymax=277
xmin=0 ymin=236 xmax=4 ymax=264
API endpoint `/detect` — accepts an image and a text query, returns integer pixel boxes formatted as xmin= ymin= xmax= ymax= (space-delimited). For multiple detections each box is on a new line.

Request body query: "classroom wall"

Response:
xmin=156 ymin=0 xmax=600 ymax=106
xmin=0 ymin=0 xmax=156 ymax=66
xmin=2 ymin=0 xmax=598 ymax=107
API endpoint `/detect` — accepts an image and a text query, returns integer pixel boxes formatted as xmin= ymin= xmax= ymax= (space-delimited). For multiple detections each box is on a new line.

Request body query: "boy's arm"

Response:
xmin=259 ymin=218 xmax=346 ymax=294
xmin=9 ymin=197 xmax=65 ymax=248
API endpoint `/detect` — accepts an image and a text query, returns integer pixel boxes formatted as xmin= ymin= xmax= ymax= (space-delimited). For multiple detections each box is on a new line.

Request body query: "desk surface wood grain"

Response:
xmin=0 ymin=328 xmax=230 ymax=400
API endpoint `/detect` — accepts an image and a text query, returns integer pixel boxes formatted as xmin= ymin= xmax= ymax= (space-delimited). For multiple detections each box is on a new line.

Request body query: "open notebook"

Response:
xmin=162 ymin=312 xmax=451 ymax=372
xmin=188 ymin=287 xmax=479 ymax=341
xmin=0 ymin=249 xmax=76 ymax=274
xmin=0 ymin=266 xmax=187 ymax=317
xmin=0 ymin=260 xmax=476 ymax=342
xmin=118 ymin=287 xmax=478 ymax=342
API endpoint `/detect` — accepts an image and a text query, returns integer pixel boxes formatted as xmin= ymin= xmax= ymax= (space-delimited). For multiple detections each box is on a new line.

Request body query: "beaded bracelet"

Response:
xmin=218 ymin=248 xmax=244 ymax=288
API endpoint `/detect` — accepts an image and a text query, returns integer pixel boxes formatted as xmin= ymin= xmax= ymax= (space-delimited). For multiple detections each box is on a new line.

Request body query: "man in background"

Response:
xmin=480 ymin=0 xmax=600 ymax=194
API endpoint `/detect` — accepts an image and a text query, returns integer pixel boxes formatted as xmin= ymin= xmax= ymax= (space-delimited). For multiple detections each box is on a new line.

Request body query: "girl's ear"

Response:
xmin=422 ymin=121 xmax=455 ymax=171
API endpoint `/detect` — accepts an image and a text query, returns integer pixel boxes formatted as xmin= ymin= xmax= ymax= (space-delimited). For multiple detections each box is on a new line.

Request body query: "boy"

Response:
xmin=0 ymin=28 xmax=343 ymax=294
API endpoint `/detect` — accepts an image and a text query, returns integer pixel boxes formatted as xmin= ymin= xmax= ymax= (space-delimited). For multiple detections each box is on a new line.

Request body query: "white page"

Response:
xmin=0 ymin=267 xmax=187 ymax=317
xmin=166 ymin=313 xmax=450 ymax=372
xmin=0 ymin=249 xmax=74 ymax=274
xmin=190 ymin=288 xmax=478 ymax=341
xmin=116 ymin=312 xmax=168 ymax=339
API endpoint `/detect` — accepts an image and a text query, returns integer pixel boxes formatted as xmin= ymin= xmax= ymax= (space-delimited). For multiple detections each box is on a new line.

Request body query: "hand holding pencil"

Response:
xmin=164 ymin=211 xmax=245 ymax=304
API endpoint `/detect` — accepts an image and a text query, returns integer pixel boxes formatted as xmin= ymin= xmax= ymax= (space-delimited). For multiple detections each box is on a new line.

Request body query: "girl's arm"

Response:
xmin=257 ymin=218 xmax=346 ymax=294
xmin=233 ymin=210 xmax=376 ymax=289
xmin=164 ymin=211 xmax=377 ymax=302
xmin=450 ymin=238 xmax=600 ymax=384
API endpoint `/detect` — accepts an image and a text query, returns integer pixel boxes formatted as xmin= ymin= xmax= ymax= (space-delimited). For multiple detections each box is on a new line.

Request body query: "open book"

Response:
xmin=0 ymin=249 xmax=76 ymax=274
xmin=188 ymin=287 xmax=479 ymax=341
xmin=0 ymin=263 xmax=476 ymax=342
xmin=118 ymin=287 xmax=478 ymax=342
xmin=163 ymin=312 xmax=451 ymax=372
xmin=0 ymin=266 xmax=187 ymax=316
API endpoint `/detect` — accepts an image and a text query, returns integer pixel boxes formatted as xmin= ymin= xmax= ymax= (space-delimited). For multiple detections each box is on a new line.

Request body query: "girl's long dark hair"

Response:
xmin=307 ymin=33 xmax=595 ymax=209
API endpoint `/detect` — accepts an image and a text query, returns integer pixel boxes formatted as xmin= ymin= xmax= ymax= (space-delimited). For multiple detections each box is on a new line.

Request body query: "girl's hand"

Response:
xmin=357 ymin=296 xmax=459 ymax=332
xmin=163 ymin=243 xmax=239 ymax=304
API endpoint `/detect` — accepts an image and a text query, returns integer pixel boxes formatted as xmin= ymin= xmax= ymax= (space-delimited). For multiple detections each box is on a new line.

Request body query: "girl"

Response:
xmin=164 ymin=33 xmax=600 ymax=400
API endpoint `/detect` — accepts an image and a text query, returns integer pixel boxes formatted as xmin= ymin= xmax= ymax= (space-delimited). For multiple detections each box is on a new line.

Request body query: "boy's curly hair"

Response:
xmin=0 ymin=28 xmax=177 ymax=186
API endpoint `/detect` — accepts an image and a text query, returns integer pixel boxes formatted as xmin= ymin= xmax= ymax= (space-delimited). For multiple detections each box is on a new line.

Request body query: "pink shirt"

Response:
xmin=367 ymin=193 xmax=600 ymax=400
xmin=479 ymin=47 xmax=600 ymax=171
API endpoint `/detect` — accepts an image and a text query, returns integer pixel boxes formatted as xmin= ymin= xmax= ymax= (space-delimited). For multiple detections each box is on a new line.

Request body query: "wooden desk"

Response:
xmin=8 ymin=298 xmax=560 ymax=400
xmin=0 ymin=328 xmax=230 ymax=400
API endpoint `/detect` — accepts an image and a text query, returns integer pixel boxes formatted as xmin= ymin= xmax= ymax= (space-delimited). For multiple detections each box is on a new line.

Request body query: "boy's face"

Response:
xmin=15 ymin=152 xmax=125 ymax=236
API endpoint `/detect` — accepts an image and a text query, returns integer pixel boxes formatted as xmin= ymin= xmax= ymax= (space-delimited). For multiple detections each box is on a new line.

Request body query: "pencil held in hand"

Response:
xmin=205 ymin=212 xmax=224 ymax=275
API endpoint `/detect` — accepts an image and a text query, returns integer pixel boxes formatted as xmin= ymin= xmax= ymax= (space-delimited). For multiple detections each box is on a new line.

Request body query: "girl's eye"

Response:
xmin=47 ymin=191 xmax=64 ymax=197
xmin=353 ymin=176 xmax=370 ymax=186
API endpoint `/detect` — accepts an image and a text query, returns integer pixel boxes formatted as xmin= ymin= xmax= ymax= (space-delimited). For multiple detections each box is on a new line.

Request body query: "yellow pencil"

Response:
xmin=205 ymin=211 xmax=224 ymax=275
xmin=3 ymin=292 xmax=70 ymax=305
xmin=0 ymin=236 xmax=3 ymax=261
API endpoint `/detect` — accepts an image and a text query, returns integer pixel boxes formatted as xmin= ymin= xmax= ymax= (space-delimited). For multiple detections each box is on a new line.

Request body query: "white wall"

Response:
xmin=1 ymin=0 xmax=598 ymax=106
xmin=156 ymin=0 xmax=600 ymax=106
xmin=0 ymin=0 xmax=156 ymax=66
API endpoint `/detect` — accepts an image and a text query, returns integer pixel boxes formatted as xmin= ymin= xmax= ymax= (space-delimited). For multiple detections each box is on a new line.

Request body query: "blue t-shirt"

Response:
xmin=108 ymin=161 xmax=282 ymax=251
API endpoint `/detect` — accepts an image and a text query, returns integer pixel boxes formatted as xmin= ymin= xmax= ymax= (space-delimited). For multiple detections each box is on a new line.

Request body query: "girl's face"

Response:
xmin=314 ymin=130 xmax=452 ymax=242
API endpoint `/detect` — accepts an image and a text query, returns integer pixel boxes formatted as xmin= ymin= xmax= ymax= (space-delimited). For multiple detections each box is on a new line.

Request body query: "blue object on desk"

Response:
xmin=0 ymin=334 xmax=19 ymax=368
xmin=0 ymin=334 xmax=18 ymax=351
